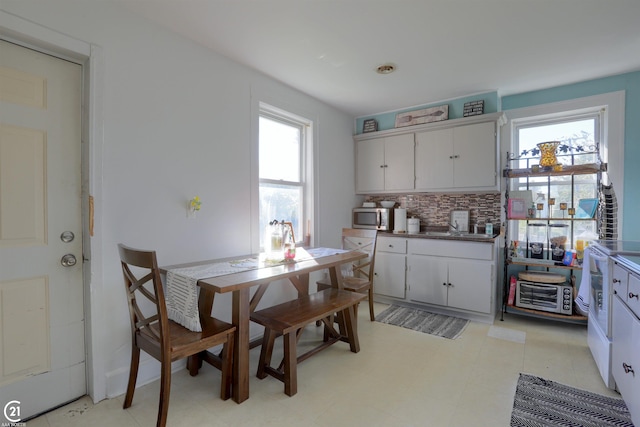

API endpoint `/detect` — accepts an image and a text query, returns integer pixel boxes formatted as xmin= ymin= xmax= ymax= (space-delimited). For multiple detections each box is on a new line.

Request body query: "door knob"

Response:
xmin=61 ymin=254 xmax=77 ymax=267
xmin=60 ymin=231 xmax=75 ymax=243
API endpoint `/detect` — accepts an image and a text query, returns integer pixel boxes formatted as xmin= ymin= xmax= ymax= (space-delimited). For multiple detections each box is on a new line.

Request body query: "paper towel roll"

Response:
xmin=394 ymin=208 xmax=407 ymax=232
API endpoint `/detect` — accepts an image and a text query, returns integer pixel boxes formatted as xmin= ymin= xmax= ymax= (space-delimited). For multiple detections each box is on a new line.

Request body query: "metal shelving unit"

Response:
xmin=501 ymin=147 xmax=606 ymax=324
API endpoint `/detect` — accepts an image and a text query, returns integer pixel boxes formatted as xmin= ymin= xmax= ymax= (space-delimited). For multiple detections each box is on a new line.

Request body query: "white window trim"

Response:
xmin=501 ymin=91 xmax=625 ymax=236
xmin=256 ymin=101 xmax=313 ymax=250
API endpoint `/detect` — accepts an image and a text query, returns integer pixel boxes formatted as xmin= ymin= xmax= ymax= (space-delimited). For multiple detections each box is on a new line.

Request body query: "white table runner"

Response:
xmin=165 ymin=258 xmax=258 ymax=331
xmin=165 ymin=248 xmax=348 ymax=331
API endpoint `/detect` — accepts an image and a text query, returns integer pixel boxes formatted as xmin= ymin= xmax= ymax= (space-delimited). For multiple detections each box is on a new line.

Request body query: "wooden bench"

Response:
xmin=250 ymin=288 xmax=367 ymax=396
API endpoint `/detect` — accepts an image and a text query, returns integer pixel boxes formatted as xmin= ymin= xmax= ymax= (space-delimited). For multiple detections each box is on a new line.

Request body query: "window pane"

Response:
xmin=517 ymin=118 xmax=597 ymax=167
xmin=259 ymin=183 xmax=302 ymax=247
xmin=259 ymin=117 xmax=300 ymax=182
xmin=510 ymin=114 xmax=601 ymax=248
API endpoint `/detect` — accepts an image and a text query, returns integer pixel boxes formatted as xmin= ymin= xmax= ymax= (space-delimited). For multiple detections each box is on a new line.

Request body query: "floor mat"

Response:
xmin=511 ymin=373 xmax=633 ymax=427
xmin=375 ymin=305 xmax=469 ymax=339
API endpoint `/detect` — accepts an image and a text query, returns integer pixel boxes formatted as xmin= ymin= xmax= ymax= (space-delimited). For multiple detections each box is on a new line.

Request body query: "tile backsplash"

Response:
xmin=367 ymin=193 xmax=502 ymax=229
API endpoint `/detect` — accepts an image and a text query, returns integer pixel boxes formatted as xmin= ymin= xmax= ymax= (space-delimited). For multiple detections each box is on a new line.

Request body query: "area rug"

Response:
xmin=511 ymin=373 xmax=633 ymax=427
xmin=374 ymin=305 xmax=469 ymax=339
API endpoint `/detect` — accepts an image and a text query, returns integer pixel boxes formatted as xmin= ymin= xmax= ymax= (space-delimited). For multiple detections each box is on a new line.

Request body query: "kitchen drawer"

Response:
xmin=613 ymin=262 xmax=629 ymax=298
xmin=612 ymin=296 xmax=640 ymax=425
xmin=377 ymin=236 xmax=407 ymax=254
xmin=408 ymin=238 xmax=493 ymax=260
xmin=628 ymin=272 xmax=640 ymax=318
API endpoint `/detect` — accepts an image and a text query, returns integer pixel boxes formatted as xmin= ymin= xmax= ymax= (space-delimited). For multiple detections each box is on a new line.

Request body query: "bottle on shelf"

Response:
xmin=527 ymin=223 xmax=547 ymax=259
xmin=485 ymin=220 xmax=493 ymax=236
xmin=549 ymin=223 xmax=569 ymax=261
xmin=535 ymin=192 xmax=548 ymax=218
xmin=284 ymin=225 xmax=296 ymax=261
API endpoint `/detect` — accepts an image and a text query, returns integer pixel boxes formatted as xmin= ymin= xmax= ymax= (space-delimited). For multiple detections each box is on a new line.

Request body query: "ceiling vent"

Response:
xmin=376 ymin=63 xmax=396 ymax=74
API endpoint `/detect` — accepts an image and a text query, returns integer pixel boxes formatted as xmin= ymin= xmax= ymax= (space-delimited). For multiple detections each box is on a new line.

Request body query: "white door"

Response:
xmin=0 ymin=40 xmax=85 ymax=421
xmin=452 ymin=121 xmax=496 ymax=188
xmin=355 ymin=137 xmax=385 ymax=193
xmin=383 ymin=133 xmax=415 ymax=191
xmin=415 ymin=128 xmax=454 ymax=190
xmin=373 ymin=252 xmax=406 ymax=299
xmin=447 ymin=259 xmax=493 ymax=313
xmin=407 ymin=255 xmax=448 ymax=306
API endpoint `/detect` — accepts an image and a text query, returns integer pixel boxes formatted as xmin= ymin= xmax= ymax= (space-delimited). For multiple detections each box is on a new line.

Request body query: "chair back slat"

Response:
xmin=118 ymin=244 xmax=170 ymax=351
xmin=341 ymin=228 xmax=378 ymax=279
xmin=123 ymin=268 xmax=159 ymax=304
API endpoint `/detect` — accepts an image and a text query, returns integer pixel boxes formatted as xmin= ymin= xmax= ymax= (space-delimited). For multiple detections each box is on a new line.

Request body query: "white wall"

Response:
xmin=1 ymin=1 xmax=358 ymax=400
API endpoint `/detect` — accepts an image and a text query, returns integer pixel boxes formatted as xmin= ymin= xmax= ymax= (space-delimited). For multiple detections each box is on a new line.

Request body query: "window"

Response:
xmin=504 ymin=91 xmax=625 ymax=238
xmin=510 ymin=111 xmax=603 ymax=243
xmin=259 ymin=104 xmax=311 ymax=249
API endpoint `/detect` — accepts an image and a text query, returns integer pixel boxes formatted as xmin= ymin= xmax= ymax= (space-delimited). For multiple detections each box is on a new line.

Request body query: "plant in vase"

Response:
xmin=517 ymin=140 xmax=586 ymax=171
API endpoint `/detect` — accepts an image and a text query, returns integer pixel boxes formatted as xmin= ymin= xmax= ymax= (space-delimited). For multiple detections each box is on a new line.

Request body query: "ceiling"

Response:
xmin=122 ymin=0 xmax=640 ymax=117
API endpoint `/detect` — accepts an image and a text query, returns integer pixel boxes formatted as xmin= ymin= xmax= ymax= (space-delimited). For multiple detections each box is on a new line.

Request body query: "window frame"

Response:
xmin=501 ymin=91 xmax=625 ymax=237
xmin=512 ymin=110 xmax=601 ymax=198
xmin=258 ymin=103 xmax=313 ymax=249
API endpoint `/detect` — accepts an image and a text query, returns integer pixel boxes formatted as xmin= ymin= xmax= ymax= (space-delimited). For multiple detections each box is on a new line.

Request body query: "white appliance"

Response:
xmin=587 ymin=240 xmax=640 ymax=389
xmin=407 ymin=217 xmax=420 ymax=234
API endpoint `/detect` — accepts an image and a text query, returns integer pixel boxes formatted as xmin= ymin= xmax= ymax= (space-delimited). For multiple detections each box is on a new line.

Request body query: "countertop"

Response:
xmin=379 ymin=230 xmax=499 ymax=243
xmin=615 ymin=254 xmax=640 ymax=274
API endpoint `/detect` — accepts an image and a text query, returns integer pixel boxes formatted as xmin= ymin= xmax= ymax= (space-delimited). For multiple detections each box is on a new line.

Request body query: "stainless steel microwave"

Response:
xmin=352 ymin=208 xmax=394 ymax=231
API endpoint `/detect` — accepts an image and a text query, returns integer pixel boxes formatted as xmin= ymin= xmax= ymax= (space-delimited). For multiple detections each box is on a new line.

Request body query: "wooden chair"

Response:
xmin=118 ymin=244 xmax=235 ymax=427
xmin=316 ymin=228 xmax=378 ymax=321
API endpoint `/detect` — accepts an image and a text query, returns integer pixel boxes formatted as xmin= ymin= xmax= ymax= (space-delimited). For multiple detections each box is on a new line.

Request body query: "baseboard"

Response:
xmin=105 ymin=357 xmax=187 ymax=399
xmin=103 ymin=335 xmax=263 ymax=399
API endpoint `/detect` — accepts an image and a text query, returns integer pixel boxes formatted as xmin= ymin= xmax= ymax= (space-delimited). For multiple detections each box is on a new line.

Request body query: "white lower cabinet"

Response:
xmin=612 ymin=295 xmax=640 ymax=425
xmin=373 ymin=235 xmax=497 ymax=322
xmin=373 ymin=236 xmax=407 ymax=299
xmin=408 ymin=256 xmax=448 ymax=306
xmin=408 ymin=256 xmax=493 ymax=314
xmin=612 ymin=258 xmax=640 ymax=426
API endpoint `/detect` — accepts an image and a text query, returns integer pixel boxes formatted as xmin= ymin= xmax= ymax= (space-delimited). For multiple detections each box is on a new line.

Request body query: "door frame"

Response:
xmin=0 ymin=11 xmax=106 ymax=403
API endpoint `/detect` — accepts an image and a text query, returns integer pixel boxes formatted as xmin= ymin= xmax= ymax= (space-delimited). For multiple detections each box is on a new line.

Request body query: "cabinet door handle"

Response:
xmin=623 ymin=362 xmax=635 ymax=376
xmin=442 ymin=282 xmax=447 ymax=286
xmin=629 ymin=292 xmax=639 ymax=300
xmin=380 ymin=165 xmax=384 ymax=168
xmin=454 ymin=155 xmax=460 ymax=159
xmin=448 ymin=283 xmax=452 ymax=287
xmin=613 ymin=278 xmax=621 ymax=283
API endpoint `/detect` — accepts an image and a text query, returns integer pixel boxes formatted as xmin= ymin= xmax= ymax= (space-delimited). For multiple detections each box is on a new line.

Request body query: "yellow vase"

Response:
xmin=537 ymin=141 xmax=560 ymax=167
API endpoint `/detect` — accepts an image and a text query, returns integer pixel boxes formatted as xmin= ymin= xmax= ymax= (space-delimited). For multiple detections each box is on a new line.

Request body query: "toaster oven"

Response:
xmin=516 ymin=280 xmax=573 ymax=315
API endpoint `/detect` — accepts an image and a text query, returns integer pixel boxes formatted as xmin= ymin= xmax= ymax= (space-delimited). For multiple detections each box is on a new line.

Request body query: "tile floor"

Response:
xmin=28 ymin=302 xmax=620 ymax=426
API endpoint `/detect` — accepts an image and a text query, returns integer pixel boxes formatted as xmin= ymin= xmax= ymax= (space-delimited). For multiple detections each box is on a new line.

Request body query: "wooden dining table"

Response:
xmin=161 ymin=247 xmax=368 ymax=403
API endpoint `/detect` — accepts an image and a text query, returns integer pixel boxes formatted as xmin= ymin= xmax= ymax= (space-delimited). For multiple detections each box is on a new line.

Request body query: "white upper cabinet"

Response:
xmin=415 ymin=121 xmax=498 ymax=191
xmin=355 ymin=133 xmax=414 ymax=193
xmin=414 ymin=127 xmax=453 ymax=190
xmin=354 ymin=112 xmax=504 ymax=194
